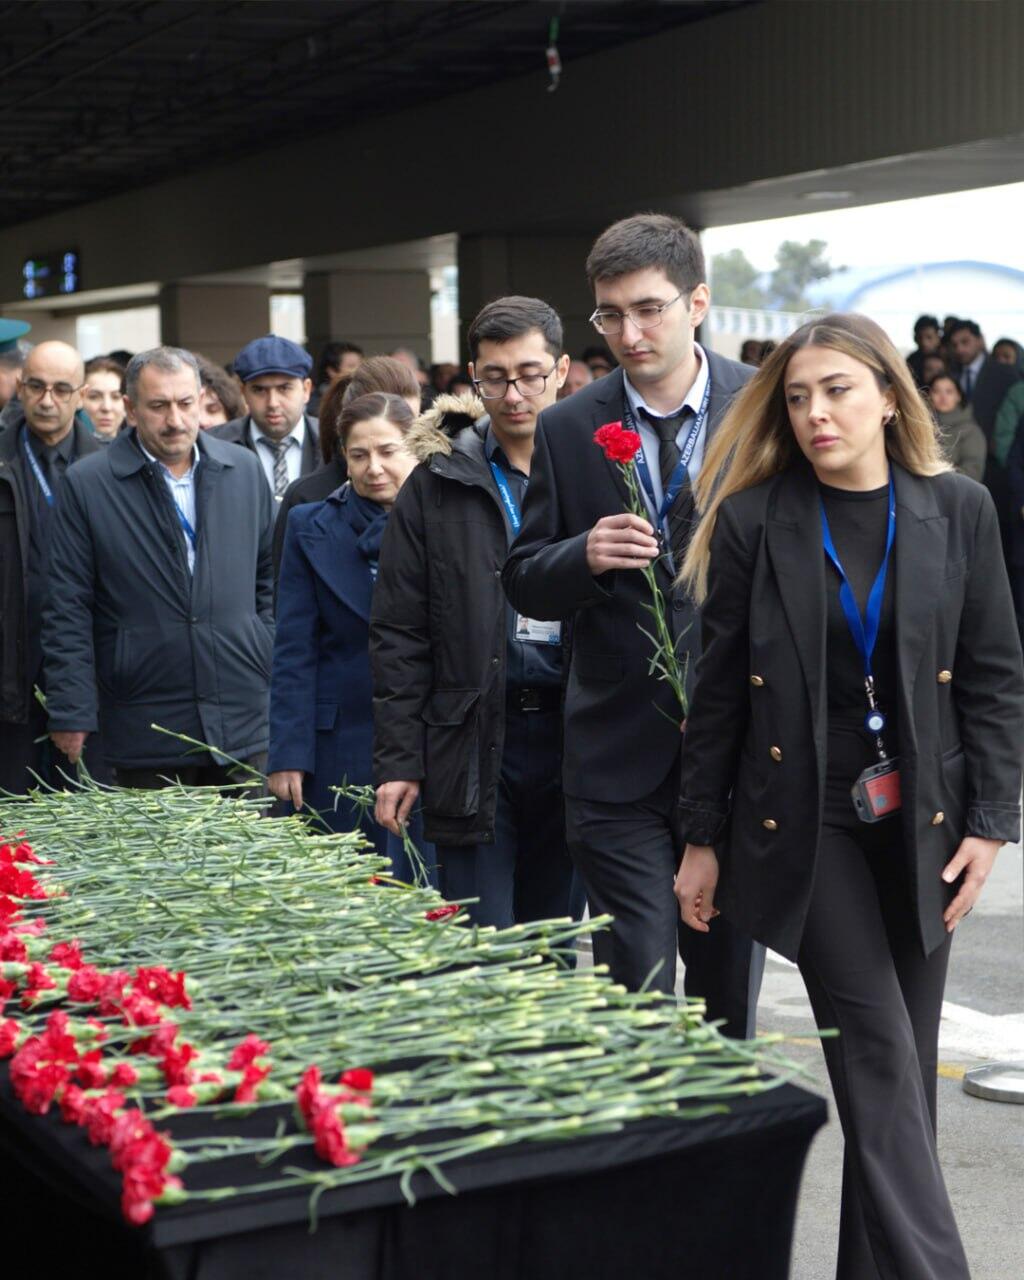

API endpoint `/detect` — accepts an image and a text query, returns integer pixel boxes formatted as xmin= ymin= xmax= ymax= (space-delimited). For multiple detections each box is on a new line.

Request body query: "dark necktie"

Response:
xmin=962 ymin=367 xmax=974 ymax=400
xmin=640 ymin=407 xmax=689 ymax=493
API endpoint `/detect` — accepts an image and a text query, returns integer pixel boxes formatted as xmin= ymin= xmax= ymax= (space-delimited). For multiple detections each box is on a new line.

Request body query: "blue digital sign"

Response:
xmin=22 ymin=250 xmax=80 ymax=299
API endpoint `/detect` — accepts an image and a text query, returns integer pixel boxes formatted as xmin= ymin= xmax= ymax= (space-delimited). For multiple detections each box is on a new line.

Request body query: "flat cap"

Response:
xmin=234 ymin=334 xmax=312 ymax=383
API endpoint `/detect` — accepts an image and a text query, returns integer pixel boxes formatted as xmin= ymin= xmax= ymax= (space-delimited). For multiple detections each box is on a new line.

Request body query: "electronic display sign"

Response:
xmin=22 ymin=251 xmax=80 ymax=299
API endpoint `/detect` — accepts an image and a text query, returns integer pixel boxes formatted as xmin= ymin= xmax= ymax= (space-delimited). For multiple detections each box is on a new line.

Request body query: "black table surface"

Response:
xmin=1 ymin=1068 xmax=827 ymax=1279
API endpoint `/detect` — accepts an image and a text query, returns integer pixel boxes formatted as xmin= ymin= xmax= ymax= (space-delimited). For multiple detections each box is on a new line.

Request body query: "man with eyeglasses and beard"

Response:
xmin=0 ymin=340 xmax=103 ymax=792
xmin=504 ymin=214 xmax=762 ymax=1039
xmin=372 ymin=296 xmax=585 ymax=929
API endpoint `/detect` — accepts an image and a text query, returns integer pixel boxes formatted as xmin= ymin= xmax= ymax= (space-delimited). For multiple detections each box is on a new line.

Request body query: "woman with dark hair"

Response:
xmin=195 ymin=354 xmax=245 ymax=429
xmin=82 ymin=357 xmax=126 ymax=438
xmin=675 ymin=313 xmax=1024 ymax=1279
xmin=927 ymin=371 xmax=986 ymax=482
xmin=267 ymin=393 xmax=436 ymax=884
xmin=272 ymin=356 xmax=422 ymax=577
xmin=991 ymin=336 xmax=1024 ymax=371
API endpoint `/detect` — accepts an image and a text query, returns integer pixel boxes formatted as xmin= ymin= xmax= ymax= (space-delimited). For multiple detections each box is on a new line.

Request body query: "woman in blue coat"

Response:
xmin=267 ymin=392 xmax=435 ymax=883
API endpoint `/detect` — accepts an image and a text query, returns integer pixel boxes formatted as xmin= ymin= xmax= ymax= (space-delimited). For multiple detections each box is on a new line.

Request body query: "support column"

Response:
xmin=303 ymin=269 xmax=432 ymax=368
xmin=159 ymin=283 xmax=271 ymax=367
xmin=457 ymin=234 xmax=599 ymax=360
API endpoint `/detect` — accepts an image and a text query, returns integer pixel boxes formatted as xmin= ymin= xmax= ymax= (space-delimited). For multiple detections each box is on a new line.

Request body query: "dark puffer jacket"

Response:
xmin=371 ymin=393 xmax=544 ymax=846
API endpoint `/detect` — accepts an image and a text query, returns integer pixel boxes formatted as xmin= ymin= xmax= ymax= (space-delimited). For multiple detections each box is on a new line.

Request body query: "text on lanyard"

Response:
xmin=625 ymin=373 xmax=712 ymax=528
xmin=21 ymin=430 xmax=54 ymax=507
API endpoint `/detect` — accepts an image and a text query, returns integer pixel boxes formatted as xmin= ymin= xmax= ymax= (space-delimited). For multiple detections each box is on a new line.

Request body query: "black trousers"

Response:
xmin=800 ymin=733 xmax=968 ymax=1280
xmin=565 ymin=765 xmax=764 ymax=1040
xmin=115 ymin=752 xmax=267 ymax=799
xmin=437 ymin=707 xmax=586 ymax=930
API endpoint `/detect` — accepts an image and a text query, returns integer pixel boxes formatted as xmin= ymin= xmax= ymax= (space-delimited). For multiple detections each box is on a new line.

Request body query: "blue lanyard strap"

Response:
xmin=173 ymin=500 xmax=197 ymax=549
xmin=626 ymin=373 xmax=711 ymax=526
xmin=489 ymin=460 xmax=523 ymax=534
xmin=819 ymin=473 xmax=896 ymax=681
xmin=21 ymin=430 xmax=54 ymax=506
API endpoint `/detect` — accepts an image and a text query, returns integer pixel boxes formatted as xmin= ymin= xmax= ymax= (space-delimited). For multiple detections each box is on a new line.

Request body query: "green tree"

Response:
xmin=769 ymin=239 xmax=834 ymax=311
xmin=710 ymin=249 xmax=768 ymax=309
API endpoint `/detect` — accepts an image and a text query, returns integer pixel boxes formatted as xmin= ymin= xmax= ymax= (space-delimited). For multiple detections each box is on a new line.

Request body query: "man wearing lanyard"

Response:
xmin=504 ymin=214 xmax=762 ymax=1039
xmin=0 ymin=339 xmax=103 ymax=793
xmin=43 ymin=346 xmax=275 ymax=792
xmin=372 ymin=296 xmax=584 ymax=928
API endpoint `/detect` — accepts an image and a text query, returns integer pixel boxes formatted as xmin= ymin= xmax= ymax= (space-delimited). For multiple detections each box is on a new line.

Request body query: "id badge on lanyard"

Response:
xmin=489 ymin=459 xmax=561 ymax=647
xmin=820 ymin=474 xmax=902 ymax=822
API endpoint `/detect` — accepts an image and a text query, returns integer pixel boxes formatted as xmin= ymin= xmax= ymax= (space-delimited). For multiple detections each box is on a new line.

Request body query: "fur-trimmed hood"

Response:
xmin=405 ymin=391 xmax=488 ymax=463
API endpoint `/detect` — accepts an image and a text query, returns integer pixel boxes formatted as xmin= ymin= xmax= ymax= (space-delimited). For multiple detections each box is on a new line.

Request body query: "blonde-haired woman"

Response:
xmin=674 ymin=313 xmax=1024 ymax=1279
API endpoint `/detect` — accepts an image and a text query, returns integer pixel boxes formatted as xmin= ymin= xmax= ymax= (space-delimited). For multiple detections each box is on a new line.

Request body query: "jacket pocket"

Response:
xmin=421 ymin=688 xmax=481 ymax=818
xmin=315 ymin=702 xmax=338 ymax=732
xmin=574 ymin=651 xmax=624 ymax=683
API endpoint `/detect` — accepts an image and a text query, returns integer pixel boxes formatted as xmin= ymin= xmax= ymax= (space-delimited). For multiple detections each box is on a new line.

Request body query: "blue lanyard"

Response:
xmin=21 ymin=430 xmax=54 ymax=506
xmin=626 ymin=374 xmax=711 ymax=526
xmin=173 ymin=500 xmax=197 ymax=550
xmin=489 ymin=460 xmax=523 ymax=534
xmin=820 ymin=473 xmax=896 ymax=685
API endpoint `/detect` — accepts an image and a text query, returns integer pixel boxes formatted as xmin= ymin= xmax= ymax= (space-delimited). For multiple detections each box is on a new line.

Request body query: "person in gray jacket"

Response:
xmin=927 ymin=372 xmax=987 ymax=484
xmin=43 ymin=346 xmax=275 ymax=788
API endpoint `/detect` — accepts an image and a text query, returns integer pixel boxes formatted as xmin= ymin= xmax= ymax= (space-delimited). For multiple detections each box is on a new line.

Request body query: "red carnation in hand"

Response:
xmin=424 ymin=903 xmax=460 ymax=921
xmin=227 ymin=1033 xmax=270 ymax=1070
xmin=594 ymin=421 xmax=642 ymax=464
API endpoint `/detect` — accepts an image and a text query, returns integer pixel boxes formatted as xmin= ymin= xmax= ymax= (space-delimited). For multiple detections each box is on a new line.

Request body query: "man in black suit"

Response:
xmin=0 ymin=340 xmax=103 ymax=792
xmin=210 ymin=334 xmax=320 ymax=504
xmin=949 ymin=319 xmax=1020 ymax=444
xmin=503 ymin=213 xmax=762 ymax=1038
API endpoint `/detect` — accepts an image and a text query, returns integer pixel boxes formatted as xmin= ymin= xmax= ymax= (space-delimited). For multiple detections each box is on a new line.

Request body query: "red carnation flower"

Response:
xmin=49 ymin=940 xmax=84 ymax=970
xmin=339 ymin=1067 xmax=374 ymax=1093
xmin=166 ymin=1085 xmax=198 ymax=1109
xmin=82 ymin=1088 xmax=127 ymax=1146
xmin=227 ymin=1033 xmax=270 ymax=1070
xmin=0 ymin=932 xmax=28 ymax=963
xmin=594 ymin=421 xmax=642 ymax=464
xmin=60 ymin=1082 xmax=89 ymax=1125
xmin=310 ymin=1103 xmax=361 ymax=1168
xmin=296 ymin=1065 xmax=322 ymax=1122
xmin=160 ymin=1041 xmax=197 ymax=1087
xmin=424 ymin=904 xmax=460 ymax=922
xmin=110 ymin=1063 xmax=139 ymax=1087
xmin=0 ymin=1017 xmax=23 ymax=1058
xmin=234 ymin=1061 xmax=271 ymax=1104
xmin=67 ymin=965 xmax=105 ymax=1004
xmin=76 ymin=1049 xmax=108 ymax=1089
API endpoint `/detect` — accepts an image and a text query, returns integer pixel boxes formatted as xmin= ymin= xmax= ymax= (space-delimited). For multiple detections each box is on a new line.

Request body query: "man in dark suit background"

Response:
xmin=949 ymin=319 xmax=1020 ymax=444
xmin=503 ymin=213 xmax=762 ymax=1038
xmin=210 ymin=334 xmax=320 ymax=502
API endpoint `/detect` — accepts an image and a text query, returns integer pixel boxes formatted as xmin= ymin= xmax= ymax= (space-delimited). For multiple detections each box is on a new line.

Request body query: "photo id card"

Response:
xmin=850 ymin=757 xmax=902 ymax=823
xmin=514 ymin=615 xmax=562 ymax=646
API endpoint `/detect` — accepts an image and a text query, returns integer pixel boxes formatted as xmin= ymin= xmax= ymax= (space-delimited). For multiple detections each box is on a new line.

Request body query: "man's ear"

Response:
xmin=688 ymin=283 xmax=711 ymax=329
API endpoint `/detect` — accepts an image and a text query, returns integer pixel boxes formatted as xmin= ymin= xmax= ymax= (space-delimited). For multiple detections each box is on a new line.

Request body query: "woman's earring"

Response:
xmin=886 ymin=408 xmax=901 ymax=426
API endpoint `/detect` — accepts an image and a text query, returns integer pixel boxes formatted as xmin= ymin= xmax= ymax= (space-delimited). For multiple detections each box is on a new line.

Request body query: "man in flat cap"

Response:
xmin=210 ymin=334 xmax=320 ymax=501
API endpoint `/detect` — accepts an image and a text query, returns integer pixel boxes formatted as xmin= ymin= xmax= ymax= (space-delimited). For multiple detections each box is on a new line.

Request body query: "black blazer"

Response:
xmin=961 ymin=356 xmax=1019 ymax=440
xmin=503 ymin=354 xmax=753 ymax=802
xmin=209 ymin=413 xmax=321 ymax=479
xmin=678 ymin=460 xmax=1024 ymax=961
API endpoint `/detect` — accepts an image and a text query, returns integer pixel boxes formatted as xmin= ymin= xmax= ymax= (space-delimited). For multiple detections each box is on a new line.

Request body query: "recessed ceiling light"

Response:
xmin=803 ymin=190 xmax=854 ymax=201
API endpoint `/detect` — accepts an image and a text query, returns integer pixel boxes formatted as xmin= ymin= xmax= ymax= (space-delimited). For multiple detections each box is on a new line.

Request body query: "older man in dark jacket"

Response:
xmin=44 ymin=346 xmax=274 ymax=787
xmin=371 ymin=297 xmax=584 ymax=928
xmin=0 ymin=340 xmax=104 ymax=792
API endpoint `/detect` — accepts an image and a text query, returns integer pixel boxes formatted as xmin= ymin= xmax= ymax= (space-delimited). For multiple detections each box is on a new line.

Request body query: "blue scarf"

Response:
xmin=346 ymin=489 xmax=390 ymax=579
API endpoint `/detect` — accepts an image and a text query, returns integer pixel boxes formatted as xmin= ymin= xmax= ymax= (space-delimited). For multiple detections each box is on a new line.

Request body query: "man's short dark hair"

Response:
xmin=586 ymin=213 xmax=705 ymax=294
xmin=913 ymin=314 xmax=939 ymax=340
xmin=948 ymin=319 xmax=982 ymax=339
xmin=316 ymin=340 xmax=363 ymax=384
xmin=467 ymin=296 xmax=563 ymax=363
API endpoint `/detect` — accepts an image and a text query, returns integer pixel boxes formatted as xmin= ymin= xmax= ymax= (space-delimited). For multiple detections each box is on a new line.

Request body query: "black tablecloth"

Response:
xmin=0 ymin=1069 xmax=826 ymax=1280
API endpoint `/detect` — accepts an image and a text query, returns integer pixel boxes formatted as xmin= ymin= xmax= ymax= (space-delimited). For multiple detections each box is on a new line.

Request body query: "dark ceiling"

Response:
xmin=0 ymin=0 xmax=749 ymax=231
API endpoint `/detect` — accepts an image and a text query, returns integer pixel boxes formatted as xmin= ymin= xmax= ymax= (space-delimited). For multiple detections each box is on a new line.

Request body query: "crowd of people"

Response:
xmin=1 ymin=212 xmax=1022 ymax=1279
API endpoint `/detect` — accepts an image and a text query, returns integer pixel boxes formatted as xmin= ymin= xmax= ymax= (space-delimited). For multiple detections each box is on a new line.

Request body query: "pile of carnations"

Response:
xmin=0 ymin=785 xmax=800 ymax=1227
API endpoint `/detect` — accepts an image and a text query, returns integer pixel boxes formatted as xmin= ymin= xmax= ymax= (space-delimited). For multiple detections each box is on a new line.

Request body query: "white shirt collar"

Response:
xmin=967 ymin=352 xmax=985 ymax=376
xmin=249 ymin=415 xmax=306 ymax=451
xmin=138 ymin=437 xmax=199 ymax=477
xmin=623 ymin=343 xmax=708 ymax=420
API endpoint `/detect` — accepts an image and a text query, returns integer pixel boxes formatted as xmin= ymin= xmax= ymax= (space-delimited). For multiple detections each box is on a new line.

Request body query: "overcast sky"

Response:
xmin=703 ymin=180 xmax=1024 ymax=273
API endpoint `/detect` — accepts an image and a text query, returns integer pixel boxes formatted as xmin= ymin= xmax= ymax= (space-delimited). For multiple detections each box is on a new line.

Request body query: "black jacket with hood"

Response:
xmin=370 ymin=393 xmax=560 ymax=846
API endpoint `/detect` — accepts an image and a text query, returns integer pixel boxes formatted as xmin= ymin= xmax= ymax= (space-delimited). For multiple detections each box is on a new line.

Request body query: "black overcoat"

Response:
xmin=0 ymin=413 xmax=102 ymax=721
xmin=678 ymin=460 xmax=1024 ymax=961
xmin=502 ymin=356 xmax=753 ymax=802
xmin=42 ymin=429 xmax=275 ymax=768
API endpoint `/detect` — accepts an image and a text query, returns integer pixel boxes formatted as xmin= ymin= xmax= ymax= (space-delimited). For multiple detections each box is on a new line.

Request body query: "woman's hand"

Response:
xmin=941 ymin=836 xmax=1001 ymax=932
xmin=267 ymin=770 xmax=304 ymax=809
xmin=674 ymin=844 xmax=721 ymax=933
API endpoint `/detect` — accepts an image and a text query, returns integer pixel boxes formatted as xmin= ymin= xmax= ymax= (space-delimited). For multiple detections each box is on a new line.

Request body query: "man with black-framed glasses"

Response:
xmin=504 ymin=215 xmax=762 ymax=1038
xmin=372 ymin=296 xmax=585 ymax=929
xmin=0 ymin=340 xmax=103 ymax=793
